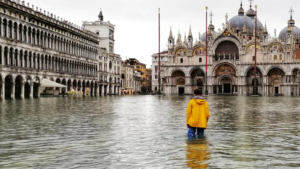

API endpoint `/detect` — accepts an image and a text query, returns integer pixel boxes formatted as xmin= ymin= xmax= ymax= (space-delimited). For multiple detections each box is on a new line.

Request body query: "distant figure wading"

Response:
xmin=186 ymin=89 xmax=210 ymax=137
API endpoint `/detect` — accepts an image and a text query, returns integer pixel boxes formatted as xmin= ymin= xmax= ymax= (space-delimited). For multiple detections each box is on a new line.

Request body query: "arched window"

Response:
xmin=180 ymin=58 xmax=183 ymax=63
xmin=199 ymin=58 xmax=202 ymax=63
xmin=19 ymin=24 xmax=23 ymax=41
xmin=274 ymin=55 xmax=278 ymax=60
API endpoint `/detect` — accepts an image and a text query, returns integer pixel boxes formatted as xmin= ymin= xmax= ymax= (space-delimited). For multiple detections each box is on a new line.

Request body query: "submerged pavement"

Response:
xmin=1 ymin=96 xmax=300 ymax=168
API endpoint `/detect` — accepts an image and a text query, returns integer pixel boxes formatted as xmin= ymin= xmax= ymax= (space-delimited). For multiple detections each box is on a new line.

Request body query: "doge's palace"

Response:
xmin=0 ymin=0 xmax=99 ymax=100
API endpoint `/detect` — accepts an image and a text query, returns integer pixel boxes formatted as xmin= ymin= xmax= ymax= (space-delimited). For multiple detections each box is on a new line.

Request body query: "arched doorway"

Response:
xmin=246 ymin=68 xmax=263 ymax=95
xmin=215 ymin=40 xmax=239 ymax=61
xmin=56 ymin=78 xmax=61 ymax=92
xmin=73 ymin=80 xmax=77 ymax=91
xmin=219 ymin=76 xmax=233 ymax=93
xmin=15 ymin=76 xmax=23 ymax=99
xmin=62 ymin=79 xmax=66 ymax=86
xmin=67 ymin=79 xmax=72 ymax=92
xmin=77 ymin=80 xmax=81 ymax=91
xmin=267 ymin=68 xmax=285 ymax=95
xmin=214 ymin=64 xmax=236 ymax=94
xmin=171 ymin=70 xmax=186 ymax=95
xmin=33 ymin=77 xmax=40 ymax=98
xmin=90 ymin=81 xmax=94 ymax=96
xmin=82 ymin=80 xmax=86 ymax=96
xmin=5 ymin=75 xmax=13 ymax=99
xmin=190 ymin=68 xmax=205 ymax=92
xmin=24 ymin=76 xmax=31 ymax=98
xmin=86 ymin=81 xmax=90 ymax=96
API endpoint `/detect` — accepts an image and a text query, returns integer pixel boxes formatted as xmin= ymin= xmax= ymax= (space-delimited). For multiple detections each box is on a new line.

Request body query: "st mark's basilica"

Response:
xmin=152 ymin=1 xmax=300 ymax=96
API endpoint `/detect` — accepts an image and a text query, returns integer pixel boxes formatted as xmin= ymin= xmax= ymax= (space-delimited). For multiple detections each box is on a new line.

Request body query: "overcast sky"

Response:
xmin=26 ymin=0 xmax=298 ymax=68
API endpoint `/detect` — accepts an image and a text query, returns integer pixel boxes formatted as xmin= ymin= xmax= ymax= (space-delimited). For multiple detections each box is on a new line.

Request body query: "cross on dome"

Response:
xmin=210 ymin=11 xmax=214 ymax=23
xmin=248 ymin=0 xmax=253 ymax=8
xmin=289 ymin=7 xmax=294 ymax=19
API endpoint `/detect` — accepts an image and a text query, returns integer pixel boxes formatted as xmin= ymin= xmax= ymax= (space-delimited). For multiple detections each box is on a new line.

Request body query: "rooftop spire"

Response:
xmin=288 ymin=7 xmax=295 ymax=26
xmin=264 ymin=22 xmax=268 ymax=33
xmin=98 ymin=9 xmax=103 ymax=21
xmin=169 ymin=27 xmax=173 ymax=39
xmin=188 ymin=25 xmax=192 ymax=37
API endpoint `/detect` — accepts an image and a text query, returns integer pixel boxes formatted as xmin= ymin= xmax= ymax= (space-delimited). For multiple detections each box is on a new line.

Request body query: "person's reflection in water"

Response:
xmin=186 ymin=138 xmax=210 ymax=169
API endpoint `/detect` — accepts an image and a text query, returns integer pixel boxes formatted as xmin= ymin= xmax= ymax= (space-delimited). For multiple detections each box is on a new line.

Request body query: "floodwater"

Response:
xmin=1 ymin=96 xmax=300 ymax=169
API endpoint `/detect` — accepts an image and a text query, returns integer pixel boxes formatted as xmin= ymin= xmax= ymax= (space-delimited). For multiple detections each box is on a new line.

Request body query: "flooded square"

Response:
xmin=1 ymin=96 xmax=300 ymax=168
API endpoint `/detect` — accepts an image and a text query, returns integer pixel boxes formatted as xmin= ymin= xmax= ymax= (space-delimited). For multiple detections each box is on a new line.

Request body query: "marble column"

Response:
xmin=11 ymin=82 xmax=15 ymax=99
xmin=29 ymin=83 xmax=33 ymax=98
xmin=37 ymin=84 xmax=40 ymax=98
xmin=0 ymin=83 xmax=4 ymax=100
xmin=1 ymin=48 xmax=4 ymax=66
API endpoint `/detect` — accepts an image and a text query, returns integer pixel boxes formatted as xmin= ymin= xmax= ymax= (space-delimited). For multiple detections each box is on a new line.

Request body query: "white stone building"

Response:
xmin=83 ymin=10 xmax=121 ymax=95
xmin=0 ymin=0 xmax=99 ymax=100
xmin=152 ymin=2 xmax=300 ymax=96
xmin=98 ymin=48 xmax=121 ymax=95
xmin=133 ymin=70 xmax=141 ymax=93
xmin=121 ymin=62 xmax=134 ymax=94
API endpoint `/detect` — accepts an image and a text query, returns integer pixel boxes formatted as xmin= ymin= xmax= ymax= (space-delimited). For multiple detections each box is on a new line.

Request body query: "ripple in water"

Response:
xmin=1 ymin=96 xmax=300 ymax=168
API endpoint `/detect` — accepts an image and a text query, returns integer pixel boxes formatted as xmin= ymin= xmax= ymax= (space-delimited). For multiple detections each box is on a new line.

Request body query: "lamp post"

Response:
xmin=205 ymin=6 xmax=208 ymax=95
xmin=253 ymin=5 xmax=258 ymax=96
xmin=158 ymin=8 xmax=161 ymax=94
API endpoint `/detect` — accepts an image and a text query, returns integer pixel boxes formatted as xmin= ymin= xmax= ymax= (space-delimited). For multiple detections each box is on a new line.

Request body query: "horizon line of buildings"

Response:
xmin=0 ymin=0 xmax=151 ymax=100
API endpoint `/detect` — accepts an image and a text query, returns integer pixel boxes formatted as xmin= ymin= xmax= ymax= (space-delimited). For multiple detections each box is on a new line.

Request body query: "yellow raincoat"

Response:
xmin=186 ymin=97 xmax=210 ymax=128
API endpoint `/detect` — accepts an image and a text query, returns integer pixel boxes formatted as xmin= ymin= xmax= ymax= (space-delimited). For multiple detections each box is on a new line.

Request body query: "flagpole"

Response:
xmin=253 ymin=5 xmax=258 ymax=96
xmin=205 ymin=7 xmax=208 ymax=95
xmin=158 ymin=8 xmax=161 ymax=94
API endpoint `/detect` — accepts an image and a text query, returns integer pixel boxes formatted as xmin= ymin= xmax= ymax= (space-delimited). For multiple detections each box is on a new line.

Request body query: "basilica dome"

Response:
xmin=200 ymin=23 xmax=215 ymax=42
xmin=279 ymin=18 xmax=300 ymax=41
xmin=228 ymin=3 xmax=263 ymax=33
xmin=228 ymin=15 xmax=263 ymax=32
xmin=200 ymin=31 xmax=213 ymax=42
xmin=279 ymin=26 xmax=300 ymax=41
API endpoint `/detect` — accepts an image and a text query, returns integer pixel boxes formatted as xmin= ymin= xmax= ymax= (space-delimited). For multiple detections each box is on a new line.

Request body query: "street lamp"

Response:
xmin=158 ymin=8 xmax=161 ymax=94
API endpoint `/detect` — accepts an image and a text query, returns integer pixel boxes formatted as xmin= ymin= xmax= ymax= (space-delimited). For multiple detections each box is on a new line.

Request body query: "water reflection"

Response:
xmin=186 ymin=138 xmax=210 ymax=168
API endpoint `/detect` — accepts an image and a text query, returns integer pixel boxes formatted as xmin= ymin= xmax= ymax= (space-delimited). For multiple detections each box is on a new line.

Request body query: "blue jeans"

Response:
xmin=188 ymin=127 xmax=205 ymax=137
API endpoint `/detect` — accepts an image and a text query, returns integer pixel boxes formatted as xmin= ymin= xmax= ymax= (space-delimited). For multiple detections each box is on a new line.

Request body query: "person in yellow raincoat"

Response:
xmin=186 ymin=89 xmax=210 ymax=137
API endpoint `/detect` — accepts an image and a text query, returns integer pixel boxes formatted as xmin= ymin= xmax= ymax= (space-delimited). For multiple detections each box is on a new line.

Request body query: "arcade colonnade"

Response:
xmin=0 ymin=73 xmax=121 ymax=100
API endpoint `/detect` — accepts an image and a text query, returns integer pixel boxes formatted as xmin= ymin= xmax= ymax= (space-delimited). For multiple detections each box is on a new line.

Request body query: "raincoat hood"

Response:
xmin=192 ymin=96 xmax=206 ymax=105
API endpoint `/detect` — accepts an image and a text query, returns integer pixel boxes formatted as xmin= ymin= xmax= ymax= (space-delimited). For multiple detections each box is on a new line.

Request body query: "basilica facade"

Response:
xmin=152 ymin=2 xmax=300 ymax=96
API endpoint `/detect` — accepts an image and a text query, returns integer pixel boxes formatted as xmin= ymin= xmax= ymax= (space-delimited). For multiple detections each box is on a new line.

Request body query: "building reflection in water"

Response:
xmin=186 ymin=138 xmax=210 ymax=168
